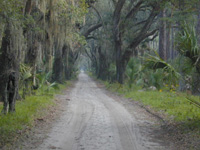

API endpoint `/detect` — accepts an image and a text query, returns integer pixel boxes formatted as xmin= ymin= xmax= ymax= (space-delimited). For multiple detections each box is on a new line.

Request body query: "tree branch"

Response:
xmin=83 ymin=23 xmax=102 ymax=38
xmin=125 ymin=0 xmax=144 ymax=22
xmin=148 ymin=31 xmax=158 ymax=41
xmin=113 ymin=0 xmax=126 ymax=42
xmin=84 ymin=48 xmax=92 ymax=60
xmin=128 ymin=8 xmax=159 ymax=49
xmin=113 ymin=0 xmax=126 ymax=21
xmin=86 ymin=36 xmax=97 ymax=40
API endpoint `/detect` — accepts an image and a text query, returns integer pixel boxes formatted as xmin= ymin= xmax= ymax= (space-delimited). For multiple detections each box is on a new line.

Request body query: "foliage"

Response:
xmin=0 ymin=0 xmax=23 ymax=18
xmin=56 ymin=0 xmax=88 ymax=48
xmin=145 ymin=69 xmax=164 ymax=90
xmin=124 ymin=57 xmax=174 ymax=90
xmin=176 ymin=23 xmax=200 ymax=72
xmin=126 ymin=90 xmax=200 ymax=129
xmin=144 ymin=51 xmax=180 ymax=86
xmin=36 ymin=72 xmax=60 ymax=94
xmin=105 ymin=82 xmax=200 ymax=130
xmin=0 ymin=83 xmax=69 ymax=147
xmin=20 ymin=64 xmax=32 ymax=81
xmin=19 ymin=66 xmax=61 ymax=98
xmin=125 ymin=58 xmax=142 ymax=88
xmin=108 ymin=63 xmax=116 ymax=82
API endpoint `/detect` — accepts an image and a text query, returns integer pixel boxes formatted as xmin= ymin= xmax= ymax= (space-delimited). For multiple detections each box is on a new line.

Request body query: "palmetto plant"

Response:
xmin=126 ymin=58 xmax=142 ymax=88
xmin=20 ymin=65 xmax=59 ymax=97
xmin=20 ymin=64 xmax=32 ymax=81
xmin=176 ymin=23 xmax=200 ymax=72
xmin=36 ymin=72 xmax=59 ymax=94
xmin=144 ymin=51 xmax=180 ymax=86
xmin=20 ymin=64 xmax=33 ymax=98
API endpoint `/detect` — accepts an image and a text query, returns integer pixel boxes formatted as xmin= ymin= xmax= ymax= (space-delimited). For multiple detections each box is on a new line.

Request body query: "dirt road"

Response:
xmin=34 ymin=72 xmax=171 ymax=150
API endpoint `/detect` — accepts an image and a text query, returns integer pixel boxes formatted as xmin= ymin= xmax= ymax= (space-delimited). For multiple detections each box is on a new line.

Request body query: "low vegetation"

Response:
xmin=0 ymin=83 xmax=69 ymax=148
xmin=104 ymin=81 xmax=200 ymax=131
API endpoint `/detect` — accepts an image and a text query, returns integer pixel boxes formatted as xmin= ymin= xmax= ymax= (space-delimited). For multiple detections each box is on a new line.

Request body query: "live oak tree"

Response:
xmin=0 ymin=0 xmax=88 ymax=113
xmin=112 ymin=0 xmax=168 ymax=83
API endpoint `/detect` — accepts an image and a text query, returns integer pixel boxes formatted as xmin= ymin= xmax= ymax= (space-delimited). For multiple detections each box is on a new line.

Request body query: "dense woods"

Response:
xmin=1 ymin=0 xmax=200 ymax=149
xmin=82 ymin=0 xmax=200 ymax=96
xmin=0 ymin=0 xmax=89 ymax=113
xmin=0 ymin=0 xmax=200 ymax=123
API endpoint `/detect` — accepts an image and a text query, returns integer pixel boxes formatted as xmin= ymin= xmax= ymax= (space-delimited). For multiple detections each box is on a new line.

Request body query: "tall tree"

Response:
xmin=159 ymin=9 xmax=167 ymax=60
xmin=112 ymin=0 xmax=166 ymax=83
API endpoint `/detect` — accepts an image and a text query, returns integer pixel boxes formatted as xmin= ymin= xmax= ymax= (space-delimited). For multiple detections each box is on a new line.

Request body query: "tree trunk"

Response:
xmin=0 ymin=22 xmax=20 ymax=114
xmin=192 ymin=3 xmax=200 ymax=94
xmin=115 ymin=41 xmax=124 ymax=84
xmin=64 ymin=48 xmax=78 ymax=80
xmin=113 ymin=15 xmax=124 ymax=84
xmin=171 ymin=27 xmax=175 ymax=59
xmin=196 ymin=2 xmax=200 ymax=46
xmin=113 ymin=0 xmax=126 ymax=84
xmin=166 ymin=25 xmax=171 ymax=59
xmin=91 ymin=41 xmax=98 ymax=76
xmin=52 ymin=41 xmax=64 ymax=83
xmin=98 ymin=46 xmax=108 ymax=80
xmin=178 ymin=0 xmax=186 ymax=91
xmin=159 ymin=9 xmax=167 ymax=60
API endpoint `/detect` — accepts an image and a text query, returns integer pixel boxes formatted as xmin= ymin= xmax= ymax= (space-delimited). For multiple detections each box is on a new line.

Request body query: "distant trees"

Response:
xmin=84 ymin=0 xmax=200 ymax=94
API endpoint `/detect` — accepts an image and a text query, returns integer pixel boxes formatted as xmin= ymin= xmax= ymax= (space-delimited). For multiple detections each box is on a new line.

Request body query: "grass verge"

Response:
xmin=104 ymin=81 xmax=200 ymax=130
xmin=0 ymin=82 xmax=70 ymax=148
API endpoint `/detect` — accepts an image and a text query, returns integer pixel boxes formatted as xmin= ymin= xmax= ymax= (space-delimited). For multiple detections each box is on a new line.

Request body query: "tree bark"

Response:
xmin=159 ymin=9 xmax=167 ymax=60
xmin=113 ymin=0 xmax=126 ymax=84
xmin=0 ymin=22 xmax=20 ymax=114
xmin=98 ymin=46 xmax=108 ymax=80
xmin=83 ymin=23 xmax=102 ymax=38
xmin=52 ymin=40 xmax=64 ymax=83
xmin=196 ymin=2 xmax=200 ymax=46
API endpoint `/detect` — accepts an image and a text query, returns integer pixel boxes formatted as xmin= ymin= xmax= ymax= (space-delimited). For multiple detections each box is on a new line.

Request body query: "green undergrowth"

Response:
xmin=0 ymin=82 xmax=70 ymax=147
xmin=104 ymin=81 xmax=200 ymax=131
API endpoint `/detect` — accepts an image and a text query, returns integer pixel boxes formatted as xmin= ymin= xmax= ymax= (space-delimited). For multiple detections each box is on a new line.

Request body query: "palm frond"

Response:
xmin=176 ymin=22 xmax=200 ymax=70
xmin=20 ymin=64 xmax=32 ymax=80
xmin=144 ymin=51 xmax=180 ymax=80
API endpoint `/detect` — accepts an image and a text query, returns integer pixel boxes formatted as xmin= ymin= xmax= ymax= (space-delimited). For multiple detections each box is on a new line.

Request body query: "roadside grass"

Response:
xmin=104 ymin=81 xmax=200 ymax=130
xmin=0 ymin=83 xmax=69 ymax=147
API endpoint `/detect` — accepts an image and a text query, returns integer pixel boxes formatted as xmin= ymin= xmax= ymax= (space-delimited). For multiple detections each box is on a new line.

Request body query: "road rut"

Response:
xmin=35 ymin=72 xmax=170 ymax=150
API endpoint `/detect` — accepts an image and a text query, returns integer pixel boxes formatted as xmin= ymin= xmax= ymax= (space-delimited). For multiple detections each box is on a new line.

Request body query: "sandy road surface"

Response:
xmin=35 ymin=72 xmax=170 ymax=150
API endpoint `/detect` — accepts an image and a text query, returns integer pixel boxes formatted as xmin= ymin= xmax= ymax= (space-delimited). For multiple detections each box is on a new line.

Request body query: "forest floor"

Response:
xmin=5 ymin=72 xmax=197 ymax=150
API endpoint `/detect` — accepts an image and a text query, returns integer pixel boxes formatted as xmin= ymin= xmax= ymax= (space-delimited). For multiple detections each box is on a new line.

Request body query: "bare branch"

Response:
xmin=128 ymin=8 xmax=159 ymax=49
xmin=86 ymin=36 xmax=97 ymax=40
xmin=148 ymin=31 xmax=159 ymax=41
xmin=125 ymin=0 xmax=144 ymax=21
xmin=128 ymin=28 xmax=158 ymax=49
xmin=84 ymin=48 xmax=92 ymax=60
xmin=83 ymin=23 xmax=102 ymax=38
